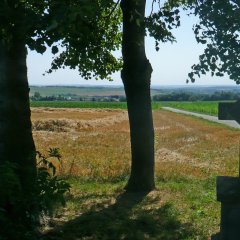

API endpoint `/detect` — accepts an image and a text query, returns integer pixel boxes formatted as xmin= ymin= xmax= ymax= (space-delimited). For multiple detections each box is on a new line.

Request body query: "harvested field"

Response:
xmin=32 ymin=108 xmax=130 ymax=180
xmin=32 ymin=108 xmax=240 ymax=179
xmin=33 ymin=107 xmax=240 ymax=239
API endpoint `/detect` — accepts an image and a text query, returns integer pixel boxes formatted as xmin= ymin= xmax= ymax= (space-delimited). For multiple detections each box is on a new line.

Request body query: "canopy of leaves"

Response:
xmin=45 ymin=0 xmax=122 ymax=80
xmin=188 ymin=0 xmax=240 ymax=84
xmin=145 ymin=0 xmax=183 ymax=50
xmin=0 ymin=0 xmax=122 ymax=80
xmin=0 ymin=0 xmax=47 ymax=44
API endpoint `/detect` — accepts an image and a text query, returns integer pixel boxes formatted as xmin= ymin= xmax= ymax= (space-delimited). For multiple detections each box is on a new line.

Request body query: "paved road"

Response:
xmin=162 ymin=107 xmax=240 ymax=129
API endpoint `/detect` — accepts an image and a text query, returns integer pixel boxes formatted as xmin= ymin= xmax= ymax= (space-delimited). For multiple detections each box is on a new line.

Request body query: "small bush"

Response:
xmin=36 ymin=148 xmax=70 ymax=216
xmin=0 ymin=148 xmax=70 ymax=240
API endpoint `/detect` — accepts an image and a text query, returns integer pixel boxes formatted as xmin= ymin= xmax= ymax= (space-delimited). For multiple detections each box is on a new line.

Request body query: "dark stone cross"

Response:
xmin=212 ymin=101 xmax=240 ymax=240
xmin=218 ymin=100 xmax=240 ymax=124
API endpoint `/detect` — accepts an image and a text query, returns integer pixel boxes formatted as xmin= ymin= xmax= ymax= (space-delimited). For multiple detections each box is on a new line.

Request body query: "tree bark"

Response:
xmin=120 ymin=0 xmax=155 ymax=191
xmin=0 ymin=34 xmax=37 ymax=227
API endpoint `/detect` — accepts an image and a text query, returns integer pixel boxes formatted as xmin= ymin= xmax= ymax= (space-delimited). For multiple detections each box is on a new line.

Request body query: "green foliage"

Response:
xmin=45 ymin=0 xmax=122 ymax=80
xmin=153 ymin=91 xmax=240 ymax=102
xmin=146 ymin=3 xmax=181 ymax=50
xmin=0 ymin=0 xmax=47 ymax=42
xmin=0 ymin=148 xmax=70 ymax=240
xmin=188 ymin=0 xmax=240 ymax=84
xmin=0 ymin=0 xmax=122 ymax=79
xmin=145 ymin=0 xmax=194 ymax=51
xmin=36 ymin=148 xmax=70 ymax=216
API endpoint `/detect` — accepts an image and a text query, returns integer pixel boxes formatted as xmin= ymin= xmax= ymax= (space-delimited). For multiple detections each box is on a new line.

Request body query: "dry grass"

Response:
xmin=32 ymin=108 xmax=130 ymax=180
xmin=32 ymin=107 xmax=240 ymax=180
xmin=33 ymin=107 xmax=240 ymax=239
xmin=154 ymin=110 xmax=240 ymax=178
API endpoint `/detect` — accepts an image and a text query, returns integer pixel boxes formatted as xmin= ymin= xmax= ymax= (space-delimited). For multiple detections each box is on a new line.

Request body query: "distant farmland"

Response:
xmin=30 ymin=85 xmax=240 ymax=98
xmin=29 ymin=85 xmax=168 ymax=98
xmin=29 ymin=86 xmax=126 ymax=97
xmin=30 ymin=85 xmax=239 ymax=117
xmin=159 ymin=101 xmax=220 ymax=116
xmin=30 ymin=101 xmax=162 ymax=110
xmin=30 ymin=100 xmax=222 ymax=116
xmin=30 ymin=101 xmax=128 ymax=109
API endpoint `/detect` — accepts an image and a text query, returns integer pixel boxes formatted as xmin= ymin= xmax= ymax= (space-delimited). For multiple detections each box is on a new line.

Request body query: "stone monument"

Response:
xmin=212 ymin=100 xmax=240 ymax=240
xmin=218 ymin=100 xmax=240 ymax=124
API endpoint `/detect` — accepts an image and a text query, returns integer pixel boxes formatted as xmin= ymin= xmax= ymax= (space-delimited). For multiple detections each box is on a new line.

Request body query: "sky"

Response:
xmin=27 ymin=3 xmax=236 ymax=87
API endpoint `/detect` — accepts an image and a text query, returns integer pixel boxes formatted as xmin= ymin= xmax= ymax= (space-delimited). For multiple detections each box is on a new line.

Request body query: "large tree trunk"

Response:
xmin=0 ymin=35 xmax=37 ymax=230
xmin=120 ymin=0 xmax=155 ymax=192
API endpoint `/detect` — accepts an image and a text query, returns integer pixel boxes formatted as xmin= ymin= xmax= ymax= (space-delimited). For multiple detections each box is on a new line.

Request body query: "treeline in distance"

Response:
xmin=153 ymin=91 xmax=240 ymax=101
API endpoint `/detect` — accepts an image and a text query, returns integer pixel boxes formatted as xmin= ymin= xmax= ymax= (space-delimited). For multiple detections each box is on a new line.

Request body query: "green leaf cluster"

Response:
xmin=36 ymin=148 xmax=70 ymax=216
xmin=145 ymin=0 xmax=192 ymax=51
xmin=146 ymin=6 xmax=180 ymax=51
xmin=0 ymin=0 xmax=122 ymax=80
xmin=44 ymin=0 xmax=123 ymax=80
xmin=0 ymin=148 xmax=70 ymax=240
xmin=188 ymin=0 xmax=240 ymax=84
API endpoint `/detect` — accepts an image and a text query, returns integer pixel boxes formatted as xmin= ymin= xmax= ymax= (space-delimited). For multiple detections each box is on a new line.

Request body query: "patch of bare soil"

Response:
xmin=155 ymin=148 xmax=218 ymax=170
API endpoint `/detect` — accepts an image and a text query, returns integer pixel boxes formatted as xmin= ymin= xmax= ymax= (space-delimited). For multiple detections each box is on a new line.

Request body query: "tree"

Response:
xmin=33 ymin=91 xmax=41 ymax=100
xmin=120 ymin=0 xmax=239 ymax=191
xmin=120 ymin=0 xmax=155 ymax=191
xmin=188 ymin=0 xmax=240 ymax=84
xmin=0 ymin=1 xmax=44 ymax=231
xmin=45 ymin=0 xmax=122 ymax=80
xmin=0 ymin=0 xmax=121 ymax=235
xmin=120 ymin=0 xmax=182 ymax=191
xmin=49 ymin=0 xmax=181 ymax=192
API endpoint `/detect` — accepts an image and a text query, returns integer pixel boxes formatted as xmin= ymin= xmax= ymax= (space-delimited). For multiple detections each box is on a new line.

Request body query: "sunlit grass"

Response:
xmin=30 ymin=101 xmax=162 ymax=110
xmin=158 ymin=101 xmax=225 ymax=116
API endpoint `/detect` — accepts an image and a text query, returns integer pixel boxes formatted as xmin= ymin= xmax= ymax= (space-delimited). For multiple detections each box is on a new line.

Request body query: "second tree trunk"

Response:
xmin=121 ymin=0 xmax=155 ymax=191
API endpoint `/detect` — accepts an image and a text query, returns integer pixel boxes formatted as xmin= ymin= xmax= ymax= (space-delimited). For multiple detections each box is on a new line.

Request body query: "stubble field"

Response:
xmin=32 ymin=107 xmax=240 ymax=240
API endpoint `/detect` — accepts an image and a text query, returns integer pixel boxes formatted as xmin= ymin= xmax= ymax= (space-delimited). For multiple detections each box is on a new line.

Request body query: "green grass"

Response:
xmin=30 ymin=100 xmax=227 ymax=116
xmin=158 ymin=101 xmax=220 ymax=116
xmin=42 ymin=177 xmax=219 ymax=240
xmin=30 ymin=100 xmax=232 ymax=117
xmin=30 ymin=101 xmax=128 ymax=109
xmin=30 ymin=101 xmax=162 ymax=110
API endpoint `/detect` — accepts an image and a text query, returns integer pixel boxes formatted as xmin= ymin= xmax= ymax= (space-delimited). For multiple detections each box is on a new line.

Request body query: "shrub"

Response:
xmin=36 ymin=148 xmax=70 ymax=216
xmin=0 ymin=148 xmax=70 ymax=240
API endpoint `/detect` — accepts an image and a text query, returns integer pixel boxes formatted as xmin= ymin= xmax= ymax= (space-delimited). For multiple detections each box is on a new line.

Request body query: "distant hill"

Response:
xmin=30 ymin=85 xmax=240 ymax=98
xmin=29 ymin=85 xmax=125 ymax=97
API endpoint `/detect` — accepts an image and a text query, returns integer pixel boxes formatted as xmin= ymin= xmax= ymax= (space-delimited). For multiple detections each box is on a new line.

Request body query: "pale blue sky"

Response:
xmin=27 ymin=4 xmax=235 ymax=86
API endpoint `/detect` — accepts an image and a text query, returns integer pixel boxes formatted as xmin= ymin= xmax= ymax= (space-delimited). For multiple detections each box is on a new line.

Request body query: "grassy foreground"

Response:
xmin=41 ymin=177 xmax=218 ymax=240
xmin=32 ymin=108 xmax=240 ymax=240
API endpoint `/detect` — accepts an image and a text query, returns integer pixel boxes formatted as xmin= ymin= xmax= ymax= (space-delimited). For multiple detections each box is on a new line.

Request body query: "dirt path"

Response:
xmin=162 ymin=107 xmax=240 ymax=129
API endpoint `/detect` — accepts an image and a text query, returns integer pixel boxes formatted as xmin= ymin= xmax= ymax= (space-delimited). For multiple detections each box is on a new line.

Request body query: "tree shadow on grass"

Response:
xmin=42 ymin=191 xmax=194 ymax=240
